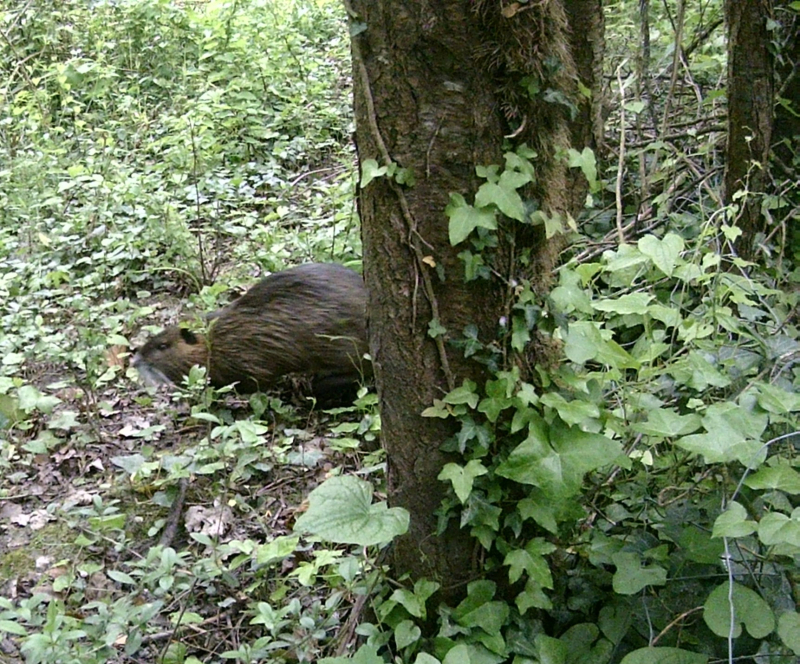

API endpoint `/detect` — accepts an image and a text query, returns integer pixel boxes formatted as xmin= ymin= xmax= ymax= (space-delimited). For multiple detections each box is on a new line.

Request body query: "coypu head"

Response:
xmin=132 ymin=326 xmax=210 ymax=387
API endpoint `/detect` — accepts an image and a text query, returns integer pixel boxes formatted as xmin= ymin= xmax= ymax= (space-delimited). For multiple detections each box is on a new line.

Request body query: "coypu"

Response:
xmin=132 ymin=263 xmax=369 ymax=401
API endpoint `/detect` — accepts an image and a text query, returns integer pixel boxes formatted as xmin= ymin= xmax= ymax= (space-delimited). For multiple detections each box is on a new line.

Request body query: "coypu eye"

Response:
xmin=157 ymin=342 xmax=169 ymax=351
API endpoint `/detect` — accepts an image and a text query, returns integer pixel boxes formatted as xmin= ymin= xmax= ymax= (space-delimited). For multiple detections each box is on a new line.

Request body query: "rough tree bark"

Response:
xmin=724 ymin=0 xmax=774 ymax=259
xmin=773 ymin=1 xmax=800 ymax=173
xmin=346 ymin=0 xmax=601 ymax=595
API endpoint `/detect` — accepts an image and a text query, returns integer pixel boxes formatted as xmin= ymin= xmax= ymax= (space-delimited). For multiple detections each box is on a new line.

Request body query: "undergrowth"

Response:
xmin=0 ymin=0 xmax=797 ymax=663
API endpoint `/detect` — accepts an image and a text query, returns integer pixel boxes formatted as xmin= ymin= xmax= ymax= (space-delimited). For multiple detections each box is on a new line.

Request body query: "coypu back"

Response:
xmin=133 ymin=263 xmax=369 ymax=397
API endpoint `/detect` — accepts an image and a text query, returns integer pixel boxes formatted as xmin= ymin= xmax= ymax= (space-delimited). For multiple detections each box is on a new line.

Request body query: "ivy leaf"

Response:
xmin=675 ymin=402 xmax=768 ymax=465
xmin=442 ymin=381 xmax=479 ymax=409
xmin=647 ymin=303 xmax=682 ymax=328
xmin=496 ymin=420 xmax=621 ymax=499
xmin=757 ymin=509 xmax=800 ymax=547
xmin=453 ymin=584 xmax=509 ymax=653
xmin=441 ymin=643 xmax=502 ymax=664
xmin=504 ymin=538 xmax=555 ymax=587
xmin=703 ymin=582 xmax=775 ymax=638
xmin=611 ymin=551 xmax=667 ymax=595
xmin=359 ymin=159 xmax=387 ymax=188
xmin=539 ymin=393 xmax=599 ymax=426
xmin=17 ymin=385 xmax=61 ymax=414
xmin=632 ymin=409 xmax=703 ymax=438
xmin=439 ymin=460 xmax=488 ymax=503
xmin=516 ymin=578 xmax=553 ymax=613
xmin=319 ymin=643 xmax=383 ymax=664
xmin=428 ymin=318 xmax=447 ymax=338
xmin=421 ymin=399 xmax=456 ymax=419
xmin=756 ymin=382 xmax=800 ymax=414
xmin=745 ymin=462 xmax=800 ymax=494
xmin=477 ymin=377 xmax=515 ymax=422
xmin=395 ymin=620 xmax=421 ymax=649
xmin=294 ymin=476 xmax=409 ymax=546
xmin=620 ymin=647 xmax=708 ymax=664
xmin=446 ymin=193 xmax=497 ymax=245
xmin=475 ymin=181 xmax=525 ymax=221
xmin=638 ymin=233 xmax=684 ymax=277
xmin=511 ymin=314 xmax=531 ymax=352
xmin=567 ymin=147 xmax=598 ymax=190
xmin=711 ymin=501 xmax=757 ymax=538
xmin=593 ymin=292 xmax=653 ymax=315
xmin=534 ymin=634 xmax=567 ymax=664
xmin=778 ymin=611 xmax=800 ymax=656
xmin=564 ymin=321 xmax=603 ymax=364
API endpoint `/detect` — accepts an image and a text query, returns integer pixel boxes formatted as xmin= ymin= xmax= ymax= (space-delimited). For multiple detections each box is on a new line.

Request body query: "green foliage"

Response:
xmin=363 ymin=1 xmax=799 ymax=659
xmin=0 ymin=0 xmax=378 ymax=662
xmin=295 ymin=475 xmax=409 ymax=546
xmin=389 ymin=211 xmax=795 ymax=660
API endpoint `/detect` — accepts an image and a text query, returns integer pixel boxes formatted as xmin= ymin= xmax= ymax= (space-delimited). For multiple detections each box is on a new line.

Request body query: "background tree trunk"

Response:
xmin=347 ymin=0 xmax=600 ymax=595
xmin=773 ymin=1 xmax=800 ymax=171
xmin=724 ymin=0 xmax=774 ymax=259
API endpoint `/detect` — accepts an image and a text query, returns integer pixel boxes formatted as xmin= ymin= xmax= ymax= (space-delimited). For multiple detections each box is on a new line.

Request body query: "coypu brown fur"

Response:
xmin=132 ymin=263 xmax=369 ymax=401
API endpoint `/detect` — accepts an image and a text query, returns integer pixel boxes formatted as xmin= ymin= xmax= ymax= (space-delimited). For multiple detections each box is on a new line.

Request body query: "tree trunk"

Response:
xmin=724 ymin=0 xmax=774 ymax=260
xmin=347 ymin=0 xmax=599 ymax=595
xmin=773 ymin=1 xmax=800 ymax=171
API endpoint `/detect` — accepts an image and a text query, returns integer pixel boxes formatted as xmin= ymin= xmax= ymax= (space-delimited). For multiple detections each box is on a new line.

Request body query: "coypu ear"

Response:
xmin=179 ymin=328 xmax=200 ymax=345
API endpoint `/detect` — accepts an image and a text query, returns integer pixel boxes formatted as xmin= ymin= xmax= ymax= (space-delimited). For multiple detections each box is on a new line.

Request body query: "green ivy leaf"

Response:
xmin=675 ymin=402 xmax=768 ymax=465
xmin=757 ymin=509 xmax=800 ymax=547
xmin=454 ymin=600 xmax=508 ymax=652
xmin=646 ymin=303 xmax=682 ymax=328
xmin=111 ymin=454 xmax=147 ymax=476
xmin=439 ymin=460 xmax=488 ymax=503
xmin=711 ymin=501 xmax=757 ymax=538
xmin=395 ymin=620 xmax=421 ymax=649
xmin=755 ymin=382 xmax=800 ymax=414
xmin=566 ymin=147 xmax=598 ymax=190
xmin=745 ymin=462 xmax=800 ymax=493
xmin=632 ymin=409 xmax=703 ymax=438
xmin=703 ymin=582 xmax=775 ymax=638
xmin=319 ymin=643 xmax=383 ymax=664
xmin=477 ymin=377 xmax=515 ymax=422
xmin=413 ymin=654 xmax=441 ymax=664
xmin=294 ymin=476 xmax=409 ymax=546
xmin=359 ymin=159 xmax=387 ymax=188
xmin=539 ymin=393 xmax=600 ymax=426
xmin=442 ymin=643 xmax=502 ymax=664
xmin=778 ymin=611 xmax=800 ymax=655
xmin=511 ymin=314 xmax=531 ymax=352
xmin=516 ymin=577 xmax=553 ymax=613
xmin=620 ymin=647 xmax=708 ymax=664
xmin=504 ymin=538 xmax=555 ymax=587
xmin=428 ymin=318 xmax=447 ymax=338
xmin=534 ymin=634 xmax=567 ymax=664
xmin=475 ymin=181 xmax=525 ymax=221
xmin=611 ymin=551 xmax=667 ymax=595
xmin=638 ymin=233 xmax=684 ymax=277
xmin=593 ymin=292 xmax=653 ymax=315
xmin=496 ymin=420 xmax=621 ymax=499
xmin=446 ymin=193 xmax=498 ymax=245
xmin=564 ymin=321 xmax=603 ymax=364
xmin=443 ymin=381 xmax=479 ymax=408
xmin=17 ymin=385 xmax=61 ymax=414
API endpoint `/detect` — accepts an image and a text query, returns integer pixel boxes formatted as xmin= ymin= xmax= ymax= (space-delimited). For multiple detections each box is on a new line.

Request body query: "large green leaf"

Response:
xmin=638 ymin=233 xmax=684 ymax=277
xmin=703 ymin=581 xmax=775 ymax=638
xmin=496 ymin=420 xmax=621 ymax=498
xmin=611 ymin=552 xmax=667 ymax=595
xmin=446 ymin=193 xmax=498 ymax=245
xmin=294 ymin=476 xmax=409 ymax=546
xmin=620 ymin=647 xmax=707 ymax=664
